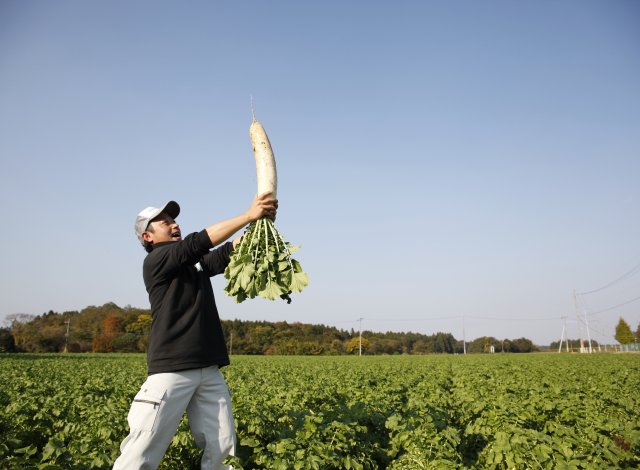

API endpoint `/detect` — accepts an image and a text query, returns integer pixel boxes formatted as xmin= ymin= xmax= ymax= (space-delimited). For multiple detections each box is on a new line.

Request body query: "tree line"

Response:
xmin=1 ymin=302 xmax=635 ymax=355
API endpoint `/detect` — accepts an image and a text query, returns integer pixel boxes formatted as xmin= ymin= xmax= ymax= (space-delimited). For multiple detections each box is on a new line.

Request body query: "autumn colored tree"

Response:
xmin=92 ymin=315 xmax=121 ymax=352
xmin=125 ymin=314 xmax=152 ymax=351
xmin=345 ymin=337 xmax=370 ymax=354
xmin=125 ymin=314 xmax=152 ymax=335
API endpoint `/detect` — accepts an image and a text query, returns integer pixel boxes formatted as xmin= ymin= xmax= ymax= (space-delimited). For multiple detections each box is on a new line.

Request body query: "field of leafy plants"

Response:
xmin=0 ymin=353 xmax=638 ymax=469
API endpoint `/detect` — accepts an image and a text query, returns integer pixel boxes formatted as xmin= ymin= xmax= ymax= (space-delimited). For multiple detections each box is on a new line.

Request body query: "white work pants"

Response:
xmin=113 ymin=365 xmax=236 ymax=470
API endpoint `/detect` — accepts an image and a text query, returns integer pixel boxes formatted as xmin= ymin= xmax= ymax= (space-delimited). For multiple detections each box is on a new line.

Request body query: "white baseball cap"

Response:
xmin=134 ymin=201 xmax=180 ymax=245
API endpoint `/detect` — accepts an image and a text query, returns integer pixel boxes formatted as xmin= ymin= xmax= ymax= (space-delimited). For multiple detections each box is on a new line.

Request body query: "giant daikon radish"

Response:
xmin=224 ymin=111 xmax=308 ymax=303
xmin=250 ymin=117 xmax=278 ymax=199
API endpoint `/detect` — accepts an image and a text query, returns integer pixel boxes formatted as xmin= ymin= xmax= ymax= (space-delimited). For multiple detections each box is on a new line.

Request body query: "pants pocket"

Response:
xmin=127 ymin=387 xmax=166 ymax=432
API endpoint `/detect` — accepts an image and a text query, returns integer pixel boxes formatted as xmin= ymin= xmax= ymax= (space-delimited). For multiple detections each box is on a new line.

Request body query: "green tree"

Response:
xmin=510 ymin=337 xmax=538 ymax=353
xmin=468 ymin=336 xmax=500 ymax=353
xmin=11 ymin=313 xmax=66 ymax=352
xmin=0 ymin=327 xmax=16 ymax=352
xmin=412 ymin=339 xmax=428 ymax=354
xmin=615 ymin=318 xmax=635 ymax=344
xmin=112 ymin=333 xmax=139 ymax=352
xmin=369 ymin=338 xmax=402 ymax=355
xmin=433 ymin=332 xmax=456 ymax=353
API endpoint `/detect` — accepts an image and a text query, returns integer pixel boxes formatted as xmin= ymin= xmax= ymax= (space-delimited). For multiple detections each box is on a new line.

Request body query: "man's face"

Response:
xmin=142 ymin=212 xmax=182 ymax=246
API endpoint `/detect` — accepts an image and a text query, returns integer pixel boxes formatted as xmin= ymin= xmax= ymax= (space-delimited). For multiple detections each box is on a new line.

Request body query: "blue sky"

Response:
xmin=1 ymin=1 xmax=639 ymax=346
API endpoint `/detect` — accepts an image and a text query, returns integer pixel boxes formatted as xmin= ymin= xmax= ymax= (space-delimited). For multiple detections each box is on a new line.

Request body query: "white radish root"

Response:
xmin=250 ymin=118 xmax=277 ymax=199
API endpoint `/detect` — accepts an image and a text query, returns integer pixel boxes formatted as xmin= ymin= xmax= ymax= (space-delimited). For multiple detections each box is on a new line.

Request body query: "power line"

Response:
xmin=366 ymin=314 xmax=562 ymax=322
xmin=575 ymin=316 xmax=612 ymax=344
xmin=466 ymin=315 xmax=560 ymax=322
xmin=586 ymin=294 xmax=640 ymax=316
xmin=366 ymin=315 xmax=463 ymax=322
xmin=577 ymin=259 xmax=640 ymax=295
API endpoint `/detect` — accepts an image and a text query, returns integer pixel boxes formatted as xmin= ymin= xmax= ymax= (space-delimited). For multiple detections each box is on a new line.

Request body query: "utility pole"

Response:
xmin=583 ymin=307 xmax=593 ymax=353
xmin=573 ymin=289 xmax=593 ymax=353
xmin=63 ymin=318 xmax=71 ymax=353
xmin=462 ymin=314 xmax=467 ymax=355
xmin=558 ymin=316 xmax=566 ymax=353
xmin=357 ymin=317 xmax=363 ymax=357
xmin=573 ymin=289 xmax=586 ymax=353
xmin=229 ymin=331 xmax=233 ymax=356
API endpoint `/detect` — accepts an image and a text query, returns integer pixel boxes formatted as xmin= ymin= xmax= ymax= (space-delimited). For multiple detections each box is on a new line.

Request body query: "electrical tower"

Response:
xmin=558 ymin=316 xmax=569 ymax=353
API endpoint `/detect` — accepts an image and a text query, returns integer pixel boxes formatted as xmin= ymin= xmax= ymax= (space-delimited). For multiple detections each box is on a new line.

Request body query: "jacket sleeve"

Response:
xmin=200 ymin=241 xmax=234 ymax=277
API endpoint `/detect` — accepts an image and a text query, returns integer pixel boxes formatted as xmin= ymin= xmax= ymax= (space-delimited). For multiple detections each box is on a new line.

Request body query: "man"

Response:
xmin=114 ymin=193 xmax=277 ymax=470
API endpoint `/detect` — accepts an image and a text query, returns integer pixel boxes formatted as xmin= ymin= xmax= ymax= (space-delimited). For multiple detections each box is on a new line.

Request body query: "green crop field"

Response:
xmin=0 ymin=353 xmax=638 ymax=469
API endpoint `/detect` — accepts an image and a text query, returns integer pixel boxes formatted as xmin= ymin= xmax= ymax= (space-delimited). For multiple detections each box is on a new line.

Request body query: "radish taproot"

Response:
xmin=224 ymin=115 xmax=308 ymax=303
xmin=250 ymin=117 xmax=278 ymax=199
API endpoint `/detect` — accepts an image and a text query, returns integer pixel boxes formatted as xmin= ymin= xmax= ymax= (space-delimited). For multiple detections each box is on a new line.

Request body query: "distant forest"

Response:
xmin=2 ymin=302 xmax=546 ymax=355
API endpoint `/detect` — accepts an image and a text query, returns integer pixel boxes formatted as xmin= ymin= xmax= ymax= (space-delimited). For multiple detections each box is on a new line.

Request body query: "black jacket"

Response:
xmin=143 ymin=230 xmax=232 ymax=375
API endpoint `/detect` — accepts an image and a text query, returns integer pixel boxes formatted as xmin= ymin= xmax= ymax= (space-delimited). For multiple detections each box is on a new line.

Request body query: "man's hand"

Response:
xmin=246 ymin=192 xmax=278 ymax=223
xmin=205 ymin=193 xmax=279 ymax=248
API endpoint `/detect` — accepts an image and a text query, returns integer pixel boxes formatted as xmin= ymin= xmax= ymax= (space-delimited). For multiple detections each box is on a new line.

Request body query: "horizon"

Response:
xmin=3 ymin=301 xmax=634 ymax=348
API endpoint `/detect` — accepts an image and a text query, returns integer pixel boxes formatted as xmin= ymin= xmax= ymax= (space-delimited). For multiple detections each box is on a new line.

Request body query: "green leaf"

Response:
xmin=278 ymin=261 xmax=292 ymax=272
xmin=241 ymin=437 xmax=260 ymax=448
xmin=287 ymin=244 xmax=301 ymax=255
xmin=237 ymin=263 xmax=256 ymax=290
xmin=233 ymin=290 xmax=247 ymax=304
xmin=256 ymin=271 xmax=268 ymax=292
xmin=289 ymin=272 xmax=308 ymax=293
xmin=15 ymin=444 xmax=38 ymax=457
xmin=291 ymin=259 xmax=304 ymax=273
xmin=260 ymin=280 xmax=286 ymax=300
